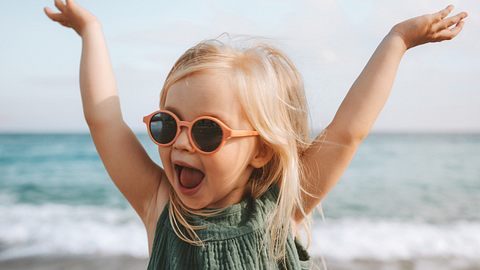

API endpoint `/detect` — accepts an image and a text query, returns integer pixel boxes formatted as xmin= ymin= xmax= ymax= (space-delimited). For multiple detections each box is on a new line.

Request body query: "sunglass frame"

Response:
xmin=143 ymin=109 xmax=259 ymax=154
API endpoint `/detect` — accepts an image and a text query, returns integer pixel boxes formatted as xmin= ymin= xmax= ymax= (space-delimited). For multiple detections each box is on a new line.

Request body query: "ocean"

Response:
xmin=0 ymin=133 xmax=479 ymax=269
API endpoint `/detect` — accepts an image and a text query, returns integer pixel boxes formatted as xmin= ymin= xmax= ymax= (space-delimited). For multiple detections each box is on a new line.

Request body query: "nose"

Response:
xmin=173 ymin=126 xmax=195 ymax=153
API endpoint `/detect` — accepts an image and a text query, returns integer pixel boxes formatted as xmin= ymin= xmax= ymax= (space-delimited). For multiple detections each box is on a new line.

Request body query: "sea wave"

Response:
xmin=0 ymin=204 xmax=147 ymax=260
xmin=1 ymin=204 xmax=479 ymax=261
xmin=307 ymin=218 xmax=480 ymax=261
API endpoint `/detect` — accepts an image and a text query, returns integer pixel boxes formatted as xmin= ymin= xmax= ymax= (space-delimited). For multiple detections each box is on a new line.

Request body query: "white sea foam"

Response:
xmin=306 ymin=218 xmax=480 ymax=261
xmin=1 ymin=204 xmax=480 ymax=261
xmin=0 ymin=204 xmax=148 ymax=260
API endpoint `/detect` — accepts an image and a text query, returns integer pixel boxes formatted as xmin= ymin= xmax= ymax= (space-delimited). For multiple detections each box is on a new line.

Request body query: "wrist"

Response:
xmin=386 ymin=28 xmax=409 ymax=52
xmin=79 ymin=20 xmax=101 ymax=37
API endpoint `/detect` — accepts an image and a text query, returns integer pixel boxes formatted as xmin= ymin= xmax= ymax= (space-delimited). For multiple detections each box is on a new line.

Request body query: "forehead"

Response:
xmin=163 ymin=71 xmax=242 ymax=123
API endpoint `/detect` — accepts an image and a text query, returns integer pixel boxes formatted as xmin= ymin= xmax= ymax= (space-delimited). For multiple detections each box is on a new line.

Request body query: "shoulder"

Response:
xmin=147 ymin=172 xmax=170 ymax=223
xmin=145 ymin=172 xmax=170 ymax=254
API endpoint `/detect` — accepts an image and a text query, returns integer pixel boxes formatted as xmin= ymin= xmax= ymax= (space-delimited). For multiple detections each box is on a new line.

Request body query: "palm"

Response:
xmin=44 ymin=0 xmax=97 ymax=36
xmin=391 ymin=5 xmax=468 ymax=49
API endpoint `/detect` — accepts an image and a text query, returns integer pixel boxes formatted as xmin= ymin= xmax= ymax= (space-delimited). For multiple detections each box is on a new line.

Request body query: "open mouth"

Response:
xmin=174 ymin=164 xmax=205 ymax=190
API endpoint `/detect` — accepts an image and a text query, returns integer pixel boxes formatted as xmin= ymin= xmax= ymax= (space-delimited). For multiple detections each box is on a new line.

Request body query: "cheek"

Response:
xmin=206 ymin=138 xmax=255 ymax=181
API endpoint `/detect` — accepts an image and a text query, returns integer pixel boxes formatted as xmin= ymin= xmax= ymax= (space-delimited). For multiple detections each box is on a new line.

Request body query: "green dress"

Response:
xmin=147 ymin=184 xmax=312 ymax=269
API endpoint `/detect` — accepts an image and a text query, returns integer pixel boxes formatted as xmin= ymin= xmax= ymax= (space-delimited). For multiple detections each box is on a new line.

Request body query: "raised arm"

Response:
xmin=294 ymin=5 xmax=468 ymax=222
xmin=44 ymin=0 xmax=168 ymax=227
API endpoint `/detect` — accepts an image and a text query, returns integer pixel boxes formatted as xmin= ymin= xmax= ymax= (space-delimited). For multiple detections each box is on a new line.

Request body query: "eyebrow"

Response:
xmin=164 ymin=106 xmax=231 ymax=125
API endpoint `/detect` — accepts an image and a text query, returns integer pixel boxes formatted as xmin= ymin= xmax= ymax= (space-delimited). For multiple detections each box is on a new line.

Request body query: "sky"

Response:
xmin=0 ymin=0 xmax=479 ymax=133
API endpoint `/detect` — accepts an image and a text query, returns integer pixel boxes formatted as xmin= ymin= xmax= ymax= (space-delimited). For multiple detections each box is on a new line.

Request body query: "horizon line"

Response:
xmin=1 ymin=130 xmax=480 ymax=135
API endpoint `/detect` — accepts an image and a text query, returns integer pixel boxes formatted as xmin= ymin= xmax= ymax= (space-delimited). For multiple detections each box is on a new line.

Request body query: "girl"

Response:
xmin=44 ymin=1 xmax=468 ymax=269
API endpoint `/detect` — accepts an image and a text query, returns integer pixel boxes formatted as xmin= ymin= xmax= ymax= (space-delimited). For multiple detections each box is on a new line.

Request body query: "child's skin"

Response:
xmin=45 ymin=0 xmax=468 ymax=255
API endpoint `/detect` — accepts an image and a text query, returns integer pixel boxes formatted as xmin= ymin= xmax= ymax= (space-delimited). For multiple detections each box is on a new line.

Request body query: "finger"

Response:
xmin=65 ymin=0 xmax=77 ymax=8
xmin=44 ymin=7 xmax=65 ymax=21
xmin=60 ymin=21 xmax=73 ymax=28
xmin=54 ymin=0 xmax=67 ymax=13
xmin=433 ymin=12 xmax=468 ymax=32
xmin=57 ymin=19 xmax=69 ymax=27
xmin=437 ymin=20 xmax=465 ymax=41
xmin=433 ymin=5 xmax=454 ymax=22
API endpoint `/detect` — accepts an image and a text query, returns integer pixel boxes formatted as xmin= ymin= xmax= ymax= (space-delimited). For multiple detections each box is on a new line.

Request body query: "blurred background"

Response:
xmin=0 ymin=0 xmax=479 ymax=269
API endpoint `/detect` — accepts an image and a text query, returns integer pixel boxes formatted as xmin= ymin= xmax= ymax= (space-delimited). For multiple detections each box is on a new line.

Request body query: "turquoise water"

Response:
xmin=323 ymin=133 xmax=480 ymax=223
xmin=0 ymin=134 xmax=126 ymax=207
xmin=1 ymin=133 xmax=478 ymax=221
xmin=0 ymin=133 xmax=479 ymax=260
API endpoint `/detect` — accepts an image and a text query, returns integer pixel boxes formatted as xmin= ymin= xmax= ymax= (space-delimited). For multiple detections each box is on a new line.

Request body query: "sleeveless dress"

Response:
xmin=147 ymin=184 xmax=312 ymax=269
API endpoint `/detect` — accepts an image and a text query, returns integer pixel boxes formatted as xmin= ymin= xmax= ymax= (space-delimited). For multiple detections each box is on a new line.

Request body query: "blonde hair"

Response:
xmin=159 ymin=34 xmax=321 ymax=266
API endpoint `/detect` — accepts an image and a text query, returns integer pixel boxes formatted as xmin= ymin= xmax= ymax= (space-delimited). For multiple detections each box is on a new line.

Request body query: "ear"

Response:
xmin=250 ymin=139 xmax=274 ymax=169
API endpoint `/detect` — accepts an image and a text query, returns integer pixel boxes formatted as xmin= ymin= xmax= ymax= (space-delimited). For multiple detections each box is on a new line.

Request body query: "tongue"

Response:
xmin=180 ymin=167 xmax=204 ymax=189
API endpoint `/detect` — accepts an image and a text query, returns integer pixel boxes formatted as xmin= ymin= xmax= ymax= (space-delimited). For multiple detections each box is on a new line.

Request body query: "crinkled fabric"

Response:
xmin=147 ymin=184 xmax=312 ymax=270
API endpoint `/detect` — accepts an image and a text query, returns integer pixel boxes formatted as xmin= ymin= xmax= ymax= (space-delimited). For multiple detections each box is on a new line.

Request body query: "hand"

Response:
xmin=44 ymin=0 xmax=99 ymax=36
xmin=390 ymin=5 xmax=468 ymax=50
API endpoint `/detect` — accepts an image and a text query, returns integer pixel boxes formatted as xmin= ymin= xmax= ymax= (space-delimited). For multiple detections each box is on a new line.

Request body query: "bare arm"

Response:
xmin=44 ymin=0 xmax=167 ymax=226
xmin=326 ymin=33 xmax=406 ymax=142
xmin=79 ymin=22 xmax=120 ymax=124
xmin=328 ymin=5 xmax=467 ymax=141
xmin=295 ymin=5 xmax=468 ymax=222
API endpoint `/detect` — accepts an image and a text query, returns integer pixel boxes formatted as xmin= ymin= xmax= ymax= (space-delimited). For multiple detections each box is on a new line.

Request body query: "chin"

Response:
xmin=185 ymin=203 xmax=205 ymax=211
xmin=175 ymin=193 xmax=206 ymax=210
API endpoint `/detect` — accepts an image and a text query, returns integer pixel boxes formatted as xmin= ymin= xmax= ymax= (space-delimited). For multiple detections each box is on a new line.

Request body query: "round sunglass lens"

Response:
xmin=192 ymin=119 xmax=223 ymax=152
xmin=150 ymin=112 xmax=177 ymax=144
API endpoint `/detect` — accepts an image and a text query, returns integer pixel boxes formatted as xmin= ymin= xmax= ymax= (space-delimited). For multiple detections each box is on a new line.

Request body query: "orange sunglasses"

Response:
xmin=143 ymin=110 xmax=259 ymax=154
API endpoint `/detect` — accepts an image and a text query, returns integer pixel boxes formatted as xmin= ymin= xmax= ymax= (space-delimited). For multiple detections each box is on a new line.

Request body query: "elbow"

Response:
xmin=325 ymin=123 xmax=367 ymax=146
xmin=349 ymin=129 xmax=369 ymax=143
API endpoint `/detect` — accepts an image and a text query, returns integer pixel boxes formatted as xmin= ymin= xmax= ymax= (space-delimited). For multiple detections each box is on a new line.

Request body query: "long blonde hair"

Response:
xmin=159 ymin=34 xmax=319 ymax=266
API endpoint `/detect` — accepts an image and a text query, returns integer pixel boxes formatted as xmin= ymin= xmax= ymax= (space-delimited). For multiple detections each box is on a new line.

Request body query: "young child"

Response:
xmin=44 ymin=1 xmax=468 ymax=269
